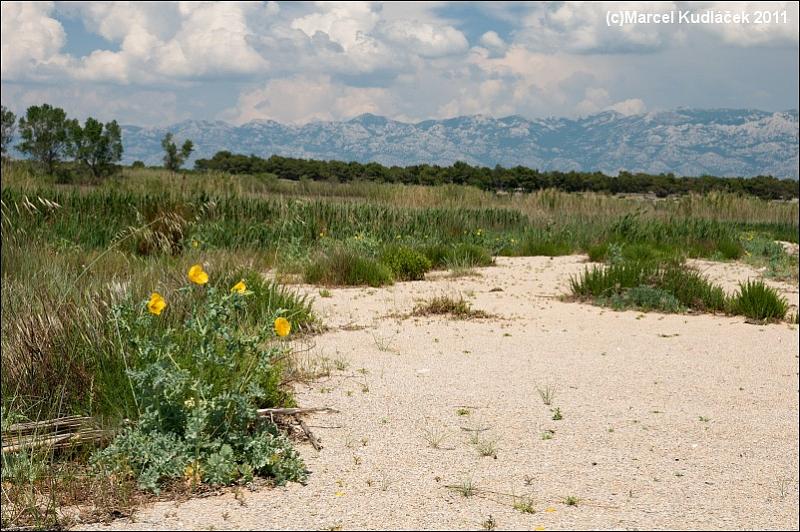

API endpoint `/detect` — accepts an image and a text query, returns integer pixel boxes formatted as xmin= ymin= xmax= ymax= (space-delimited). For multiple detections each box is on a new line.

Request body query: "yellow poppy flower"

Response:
xmin=147 ymin=292 xmax=167 ymax=315
xmin=231 ymin=280 xmax=247 ymax=294
xmin=274 ymin=317 xmax=291 ymax=337
xmin=188 ymin=264 xmax=209 ymax=285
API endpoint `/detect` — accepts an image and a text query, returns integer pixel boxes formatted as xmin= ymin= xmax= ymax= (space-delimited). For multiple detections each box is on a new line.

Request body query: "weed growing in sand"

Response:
xmin=471 ymin=434 xmax=498 ymax=458
xmin=513 ymin=495 xmax=537 ymax=514
xmin=456 ymin=407 xmax=471 ymax=416
xmin=370 ymin=329 xmax=398 ymax=352
xmin=412 ymin=294 xmax=488 ymax=319
xmin=422 ymin=424 xmax=449 ymax=449
xmin=537 ymin=385 xmax=557 ymax=406
xmin=563 ymin=495 xmax=580 ymax=506
xmin=541 ymin=430 xmax=555 ymax=440
xmin=481 ymin=515 xmax=497 ymax=530
xmin=450 ymin=477 xmax=477 ymax=497
xmin=699 ymin=416 xmax=711 ymax=422
xmin=319 ymin=288 xmax=332 ymax=298
xmin=551 ymin=408 xmax=563 ymax=421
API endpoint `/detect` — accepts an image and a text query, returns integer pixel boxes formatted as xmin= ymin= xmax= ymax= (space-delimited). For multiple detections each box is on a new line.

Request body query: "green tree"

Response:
xmin=1 ymin=105 xmax=16 ymax=157
xmin=68 ymin=117 xmax=123 ymax=178
xmin=161 ymin=133 xmax=193 ymax=171
xmin=17 ymin=104 xmax=72 ymax=175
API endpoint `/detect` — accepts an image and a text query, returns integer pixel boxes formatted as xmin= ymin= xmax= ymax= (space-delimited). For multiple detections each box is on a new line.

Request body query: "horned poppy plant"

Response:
xmin=274 ymin=317 xmax=291 ymax=337
xmin=147 ymin=292 xmax=167 ymax=315
xmin=188 ymin=264 xmax=209 ymax=285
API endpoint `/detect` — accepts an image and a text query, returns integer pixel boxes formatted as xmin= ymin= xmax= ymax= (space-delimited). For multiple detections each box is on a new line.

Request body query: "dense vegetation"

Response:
xmin=195 ymin=151 xmax=800 ymax=200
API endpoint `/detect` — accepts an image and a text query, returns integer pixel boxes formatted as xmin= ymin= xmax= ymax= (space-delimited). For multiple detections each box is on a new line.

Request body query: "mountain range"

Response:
xmin=120 ymin=108 xmax=799 ymax=179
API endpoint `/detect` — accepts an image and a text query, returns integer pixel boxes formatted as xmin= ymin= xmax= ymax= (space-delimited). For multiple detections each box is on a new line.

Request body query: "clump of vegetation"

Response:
xmin=603 ymin=286 xmax=684 ymax=313
xmin=94 ymin=276 xmax=306 ymax=492
xmin=513 ymin=496 xmax=536 ymax=514
xmin=422 ymin=242 xmax=494 ymax=270
xmin=412 ymin=295 xmax=488 ymax=319
xmin=563 ymin=495 xmax=580 ymax=506
xmin=571 ymin=260 xmax=726 ymax=314
xmin=304 ymin=247 xmax=393 ymax=287
xmin=728 ymin=280 xmax=788 ymax=322
xmin=380 ymin=245 xmax=431 ymax=281
xmin=740 ymin=233 xmax=799 ymax=282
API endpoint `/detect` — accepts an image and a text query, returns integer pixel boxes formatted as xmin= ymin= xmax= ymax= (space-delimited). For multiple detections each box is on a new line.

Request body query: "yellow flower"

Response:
xmin=231 ymin=280 xmax=247 ymax=294
xmin=147 ymin=292 xmax=167 ymax=315
xmin=188 ymin=264 xmax=209 ymax=285
xmin=274 ymin=317 xmax=291 ymax=337
xmin=335 ymin=491 xmax=345 ymax=497
xmin=191 ymin=239 xmax=199 ymax=248
xmin=544 ymin=507 xmax=556 ymax=513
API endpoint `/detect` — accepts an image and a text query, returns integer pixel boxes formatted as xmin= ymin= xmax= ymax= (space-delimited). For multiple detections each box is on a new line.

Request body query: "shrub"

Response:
xmin=304 ymin=247 xmax=393 ymax=287
xmin=729 ymin=280 xmax=788 ymax=321
xmin=93 ymin=284 xmax=306 ymax=492
xmin=380 ymin=245 xmax=431 ymax=281
xmin=131 ymin=161 xmax=146 ymax=169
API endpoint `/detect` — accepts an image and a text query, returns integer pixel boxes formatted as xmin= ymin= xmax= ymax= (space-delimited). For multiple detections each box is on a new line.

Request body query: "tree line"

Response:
xmin=0 ymin=104 xmax=193 ymax=178
xmin=195 ymin=151 xmax=799 ymax=200
xmin=3 ymin=104 xmax=797 ymax=200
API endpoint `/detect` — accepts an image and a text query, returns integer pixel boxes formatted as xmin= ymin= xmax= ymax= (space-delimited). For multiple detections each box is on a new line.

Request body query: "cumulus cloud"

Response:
xmin=380 ymin=20 xmax=468 ymax=57
xmin=1 ymin=2 xmax=71 ymax=80
xmin=695 ymin=1 xmax=799 ymax=47
xmin=0 ymin=1 xmax=796 ymax=125
xmin=606 ymin=98 xmax=647 ymax=115
xmin=479 ymin=31 xmax=507 ymax=52
xmin=515 ymin=1 xmax=680 ymax=54
xmin=68 ymin=1 xmax=270 ymax=83
xmin=225 ymin=75 xmax=393 ymax=124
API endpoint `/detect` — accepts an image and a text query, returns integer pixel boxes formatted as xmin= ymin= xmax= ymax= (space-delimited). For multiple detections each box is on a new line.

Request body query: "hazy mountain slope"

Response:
xmin=121 ymin=109 xmax=799 ymax=178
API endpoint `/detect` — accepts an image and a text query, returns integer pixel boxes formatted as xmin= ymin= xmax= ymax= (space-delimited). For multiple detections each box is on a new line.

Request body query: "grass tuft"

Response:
xmin=412 ymin=295 xmax=489 ymax=319
xmin=729 ymin=280 xmax=788 ymax=322
xmin=304 ymin=247 xmax=393 ymax=287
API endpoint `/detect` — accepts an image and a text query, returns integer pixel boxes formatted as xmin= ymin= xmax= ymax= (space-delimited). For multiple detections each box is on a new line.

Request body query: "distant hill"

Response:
xmin=120 ymin=108 xmax=799 ymax=179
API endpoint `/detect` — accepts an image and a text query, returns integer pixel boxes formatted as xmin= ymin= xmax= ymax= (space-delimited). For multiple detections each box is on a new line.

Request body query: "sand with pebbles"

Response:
xmin=78 ymin=256 xmax=799 ymax=531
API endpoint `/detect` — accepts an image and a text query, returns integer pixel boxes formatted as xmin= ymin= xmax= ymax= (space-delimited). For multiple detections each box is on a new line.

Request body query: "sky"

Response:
xmin=1 ymin=1 xmax=798 ymax=127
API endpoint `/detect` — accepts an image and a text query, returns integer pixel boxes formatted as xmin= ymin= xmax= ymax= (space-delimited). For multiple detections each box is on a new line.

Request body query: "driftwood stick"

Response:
xmin=296 ymin=417 xmax=323 ymax=451
xmin=5 ymin=416 xmax=91 ymax=436
xmin=2 ymin=429 xmax=111 ymax=454
xmin=256 ymin=407 xmax=339 ymax=417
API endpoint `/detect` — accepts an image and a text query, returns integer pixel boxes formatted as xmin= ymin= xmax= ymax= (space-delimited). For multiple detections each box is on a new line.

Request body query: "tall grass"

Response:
xmin=572 ymin=261 xmax=788 ymax=320
xmin=729 ymin=280 xmax=789 ymax=322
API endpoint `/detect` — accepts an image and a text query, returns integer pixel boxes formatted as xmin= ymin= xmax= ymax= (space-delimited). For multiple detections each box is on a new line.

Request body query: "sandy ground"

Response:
xmin=79 ymin=256 xmax=799 ymax=531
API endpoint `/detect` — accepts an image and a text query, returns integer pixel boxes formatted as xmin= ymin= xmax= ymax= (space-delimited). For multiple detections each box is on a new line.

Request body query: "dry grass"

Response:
xmin=412 ymin=295 xmax=490 ymax=319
